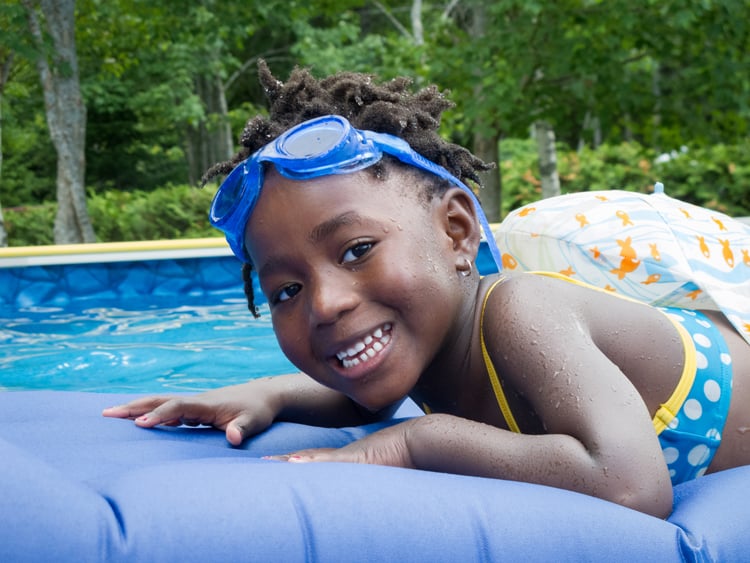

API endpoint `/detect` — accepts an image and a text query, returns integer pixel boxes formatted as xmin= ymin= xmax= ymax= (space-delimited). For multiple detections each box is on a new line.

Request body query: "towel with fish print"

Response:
xmin=495 ymin=186 xmax=750 ymax=346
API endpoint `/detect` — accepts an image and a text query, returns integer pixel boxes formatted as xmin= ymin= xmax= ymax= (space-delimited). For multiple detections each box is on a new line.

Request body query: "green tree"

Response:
xmin=3 ymin=0 xmax=748 ymax=246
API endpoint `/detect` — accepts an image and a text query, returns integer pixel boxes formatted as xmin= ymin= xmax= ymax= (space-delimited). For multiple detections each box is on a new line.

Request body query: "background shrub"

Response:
xmin=4 ymin=139 xmax=749 ymax=247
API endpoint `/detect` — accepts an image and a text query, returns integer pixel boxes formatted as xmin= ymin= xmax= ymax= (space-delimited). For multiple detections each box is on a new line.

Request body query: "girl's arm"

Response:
xmin=274 ymin=409 xmax=672 ymax=517
xmin=405 ymin=413 xmax=672 ymax=517
xmin=103 ymin=373 xmax=392 ymax=446
xmin=276 ymin=275 xmax=674 ymax=517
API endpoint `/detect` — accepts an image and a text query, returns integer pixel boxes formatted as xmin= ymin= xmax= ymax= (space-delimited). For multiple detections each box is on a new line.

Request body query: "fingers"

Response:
xmin=226 ymin=417 xmax=250 ymax=447
xmin=102 ymin=390 xmax=276 ymax=446
xmin=263 ymin=448 xmax=338 ymax=462
xmin=102 ymin=397 xmax=202 ymax=428
xmin=102 ymin=397 xmax=173 ymax=420
xmin=225 ymin=412 xmax=272 ymax=446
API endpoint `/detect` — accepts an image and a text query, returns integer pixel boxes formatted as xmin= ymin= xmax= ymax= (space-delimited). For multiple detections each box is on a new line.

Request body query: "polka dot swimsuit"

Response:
xmin=479 ymin=274 xmax=734 ymax=487
xmin=654 ymin=308 xmax=733 ymax=485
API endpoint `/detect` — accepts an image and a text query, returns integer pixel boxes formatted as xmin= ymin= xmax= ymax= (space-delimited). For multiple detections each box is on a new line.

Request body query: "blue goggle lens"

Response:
xmin=210 ymin=164 xmax=246 ymax=221
xmin=279 ymin=119 xmax=347 ymax=159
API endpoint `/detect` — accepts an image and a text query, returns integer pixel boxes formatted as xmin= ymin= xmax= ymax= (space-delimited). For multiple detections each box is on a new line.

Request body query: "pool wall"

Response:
xmin=0 ymin=237 xmax=499 ymax=310
xmin=0 ymin=238 xmax=245 ymax=309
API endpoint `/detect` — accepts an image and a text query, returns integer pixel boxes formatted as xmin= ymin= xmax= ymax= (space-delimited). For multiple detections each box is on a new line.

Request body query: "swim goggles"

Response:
xmin=209 ymin=114 xmax=502 ymax=272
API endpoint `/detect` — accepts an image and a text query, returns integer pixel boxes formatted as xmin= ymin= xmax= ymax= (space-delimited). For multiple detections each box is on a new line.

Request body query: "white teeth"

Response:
xmin=335 ymin=324 xmax=392 ymax=367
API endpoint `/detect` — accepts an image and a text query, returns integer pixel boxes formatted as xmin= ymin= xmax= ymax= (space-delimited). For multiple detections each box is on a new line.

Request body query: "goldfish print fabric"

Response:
xmin=495 ymin=188 xmax=750 ymax=346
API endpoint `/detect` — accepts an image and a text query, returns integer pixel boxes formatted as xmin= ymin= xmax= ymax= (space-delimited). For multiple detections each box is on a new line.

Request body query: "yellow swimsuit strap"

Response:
xmin=527 ymin=271 xmax=696 ymax=435
xmin=652 ymin=315 xmax=696 ymax=434
xmin=479 ymin=271 xmax=695 ymax=435
xmin=480 ymin=277 xmax=522 ymax=433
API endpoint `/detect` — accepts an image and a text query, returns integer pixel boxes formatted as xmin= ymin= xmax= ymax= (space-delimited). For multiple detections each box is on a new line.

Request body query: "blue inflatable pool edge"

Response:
xmin=1 ymin=391 xmax=748 ymax=562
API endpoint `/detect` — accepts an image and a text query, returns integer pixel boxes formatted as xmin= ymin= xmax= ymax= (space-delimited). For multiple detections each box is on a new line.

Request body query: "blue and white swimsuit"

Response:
xmin=654 ymin=308 xmax=733 ymax=484
xmin=479 ymin=274 xmax=734 ymax=485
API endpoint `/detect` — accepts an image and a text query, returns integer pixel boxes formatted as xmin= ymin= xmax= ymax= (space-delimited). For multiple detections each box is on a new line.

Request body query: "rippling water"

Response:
xmin=0 ymin=296 xmax=295 ymax=393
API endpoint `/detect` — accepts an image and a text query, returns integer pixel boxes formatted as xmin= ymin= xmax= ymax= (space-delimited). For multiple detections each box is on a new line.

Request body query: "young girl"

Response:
xmin=104 ymin=62 xmax=750 ymax=518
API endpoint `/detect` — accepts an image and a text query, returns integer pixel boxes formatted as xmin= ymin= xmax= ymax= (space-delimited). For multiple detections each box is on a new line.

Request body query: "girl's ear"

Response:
xmin=439 ymin=188 xmax=482 ymax=269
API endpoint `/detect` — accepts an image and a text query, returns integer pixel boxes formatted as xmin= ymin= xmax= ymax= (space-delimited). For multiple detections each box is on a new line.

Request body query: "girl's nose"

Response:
xmin=308 ymin=271 xmax=359 ymax=326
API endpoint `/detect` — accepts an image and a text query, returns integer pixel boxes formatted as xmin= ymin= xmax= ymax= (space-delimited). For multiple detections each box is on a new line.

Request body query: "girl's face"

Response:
xmin=245 ymin=167 xmax=472 ymax=411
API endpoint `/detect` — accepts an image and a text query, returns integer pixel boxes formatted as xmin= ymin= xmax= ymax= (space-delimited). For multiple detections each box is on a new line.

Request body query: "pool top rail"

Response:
xmin=0 ymin=238 xmax=232 ymax=268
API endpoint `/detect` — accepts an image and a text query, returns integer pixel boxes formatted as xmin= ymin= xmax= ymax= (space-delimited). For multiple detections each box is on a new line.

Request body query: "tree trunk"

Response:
xmin=0 ymin=206 xmax=6 ymax=248
xmin=473 ymin=133 xmax=501 ymax=222
xmin=24 ymin=0 xmax=95 ymax=244
xmin=652 ymin=63 xmax=662 ymax=152
xmin=470 ymin=3 xmax=501 ymax=222
xmin=410 ymin=0 xmax=424 ymax=45
xmin=0 ymin=53 xmax=12 ymax=247
xmin=534 ymin=120 xmax=561 ymax=200
xmin=186 ymin=73 xmax=234 ymax=184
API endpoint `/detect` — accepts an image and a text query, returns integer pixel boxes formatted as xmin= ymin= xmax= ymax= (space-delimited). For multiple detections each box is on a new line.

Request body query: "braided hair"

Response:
xmin=203 ymin=61 xmax=493 ymax=317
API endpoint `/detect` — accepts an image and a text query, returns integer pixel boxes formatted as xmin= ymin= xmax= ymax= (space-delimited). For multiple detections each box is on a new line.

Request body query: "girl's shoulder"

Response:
xmin=479 ymin=271 xmax=648 ymax=342
xmin=482 ymin=271 xmax=596 ymax=308
xmin=484 ymin=271 xmax=640 ymax=309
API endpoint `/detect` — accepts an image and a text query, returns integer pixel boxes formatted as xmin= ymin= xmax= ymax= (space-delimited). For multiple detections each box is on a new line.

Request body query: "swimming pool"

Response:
xmin=1 ymin=238 xmax=497 ymax=393
xmin=0 ymin=239 xmax=295 ymax=393
xmin=1 ymin=238 xmax=499 ymax=393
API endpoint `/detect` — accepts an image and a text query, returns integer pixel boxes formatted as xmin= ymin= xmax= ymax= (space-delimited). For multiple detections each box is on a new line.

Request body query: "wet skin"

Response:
xmin=104 ymin=165 xmax=749 ymax=517
xmin=246 ymin=167 xmax=480 ymax=413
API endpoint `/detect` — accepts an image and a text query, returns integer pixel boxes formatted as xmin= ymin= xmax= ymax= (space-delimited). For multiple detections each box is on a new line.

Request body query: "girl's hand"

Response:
xmin=102 ymin=381 xmax=279 ymax=446
xmin=266 ymin=419 xmax=417 ymax=469
xmin=103 ymin=373 xmax=384 ymax=446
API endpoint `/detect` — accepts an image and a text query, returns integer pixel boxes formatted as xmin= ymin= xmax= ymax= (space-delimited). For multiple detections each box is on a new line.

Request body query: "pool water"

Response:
xmin=0 ymin=250 xmax=294 ymax=393
xmin=1 ymin=241 xmax=497 ymax=393
xmin=1 ymin=297 xmax=293 ymax=393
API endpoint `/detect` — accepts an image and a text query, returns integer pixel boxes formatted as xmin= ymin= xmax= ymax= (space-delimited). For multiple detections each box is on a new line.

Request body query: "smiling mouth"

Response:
xmin=335 ymin=323 xmax=392 ymax=369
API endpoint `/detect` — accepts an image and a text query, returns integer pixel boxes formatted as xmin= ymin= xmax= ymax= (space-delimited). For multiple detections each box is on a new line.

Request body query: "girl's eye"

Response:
xmin=342 ymin=241 xmax=373 ymax=264
xmin=275 ymin=283 xmax=301 ymax=304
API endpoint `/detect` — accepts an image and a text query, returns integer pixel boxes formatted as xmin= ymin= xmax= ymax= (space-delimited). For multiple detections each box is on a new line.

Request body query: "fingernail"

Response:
xmin=136 ymin=415 xmax=149 ymax=422
xmin=287 ymin=455 xmax=304 ymax=463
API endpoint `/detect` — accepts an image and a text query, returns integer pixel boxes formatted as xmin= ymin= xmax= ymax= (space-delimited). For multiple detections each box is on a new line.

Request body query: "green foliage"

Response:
xmin=429 ymin=0 xmax=750 ymax=149
xmin=3 ymin=202 xmax=56 ymax=246
xmin=649 ymin=143 xmax=750 ymax=216
xmin=4 ymin=184 xmax=216 ymax=246
xmin=3 ymin=0 xmax=749 ymax=245
xmin=1 ymin=109 xmax=56 ymax=205
xmin=87 ymin=184 xmax=217 ymax=242
xmin=499 ymin=139 xmax=750 ymax=218
xmin=5 ymin=141 xmax=748 ymax=247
